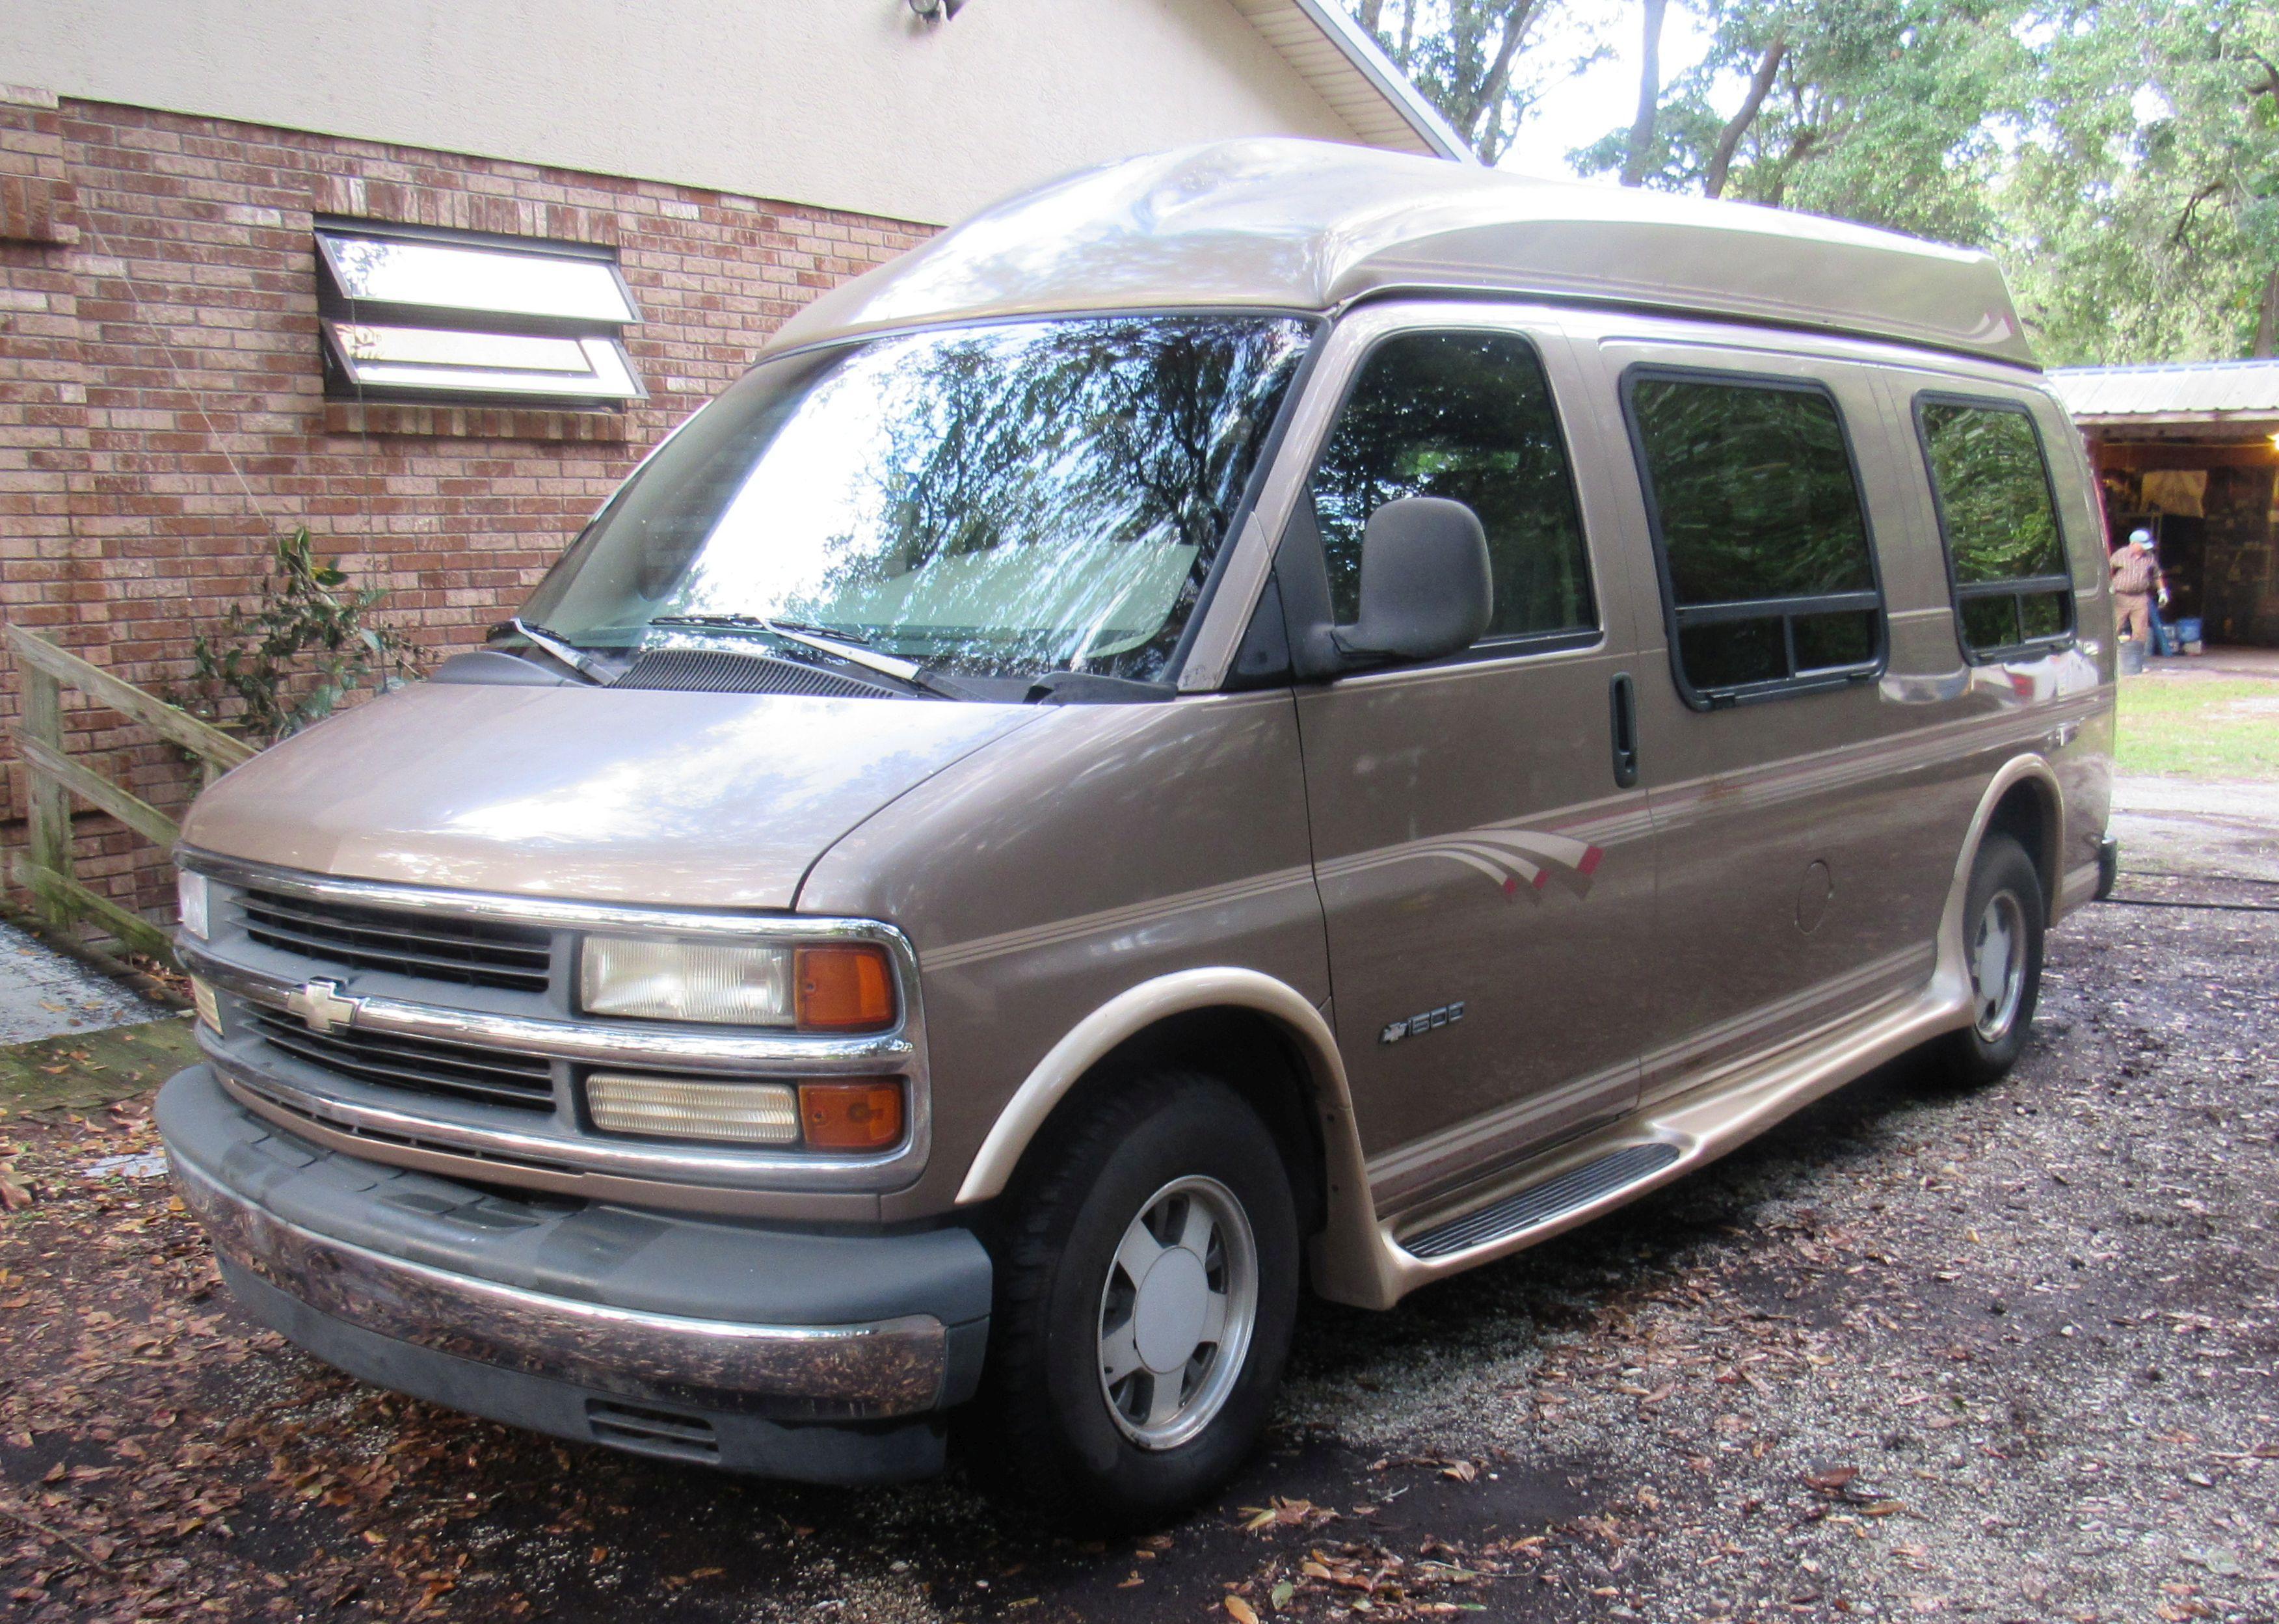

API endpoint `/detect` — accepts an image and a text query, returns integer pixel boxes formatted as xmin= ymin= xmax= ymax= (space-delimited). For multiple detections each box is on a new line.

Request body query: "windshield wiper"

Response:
xmin=649 ymin=614 xmax=965 ymax=697
xmin=654 ymin=612 xmax=875 ymax=646
xmin=498 ymin=617 xmax=611 ymax=684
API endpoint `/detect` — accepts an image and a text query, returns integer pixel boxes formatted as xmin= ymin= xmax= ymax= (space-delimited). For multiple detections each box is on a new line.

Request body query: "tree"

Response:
xmin=1572 ymin=1 xmax=2024 ymax=246
xmin=1621 ymin=0 xmax=1673 ymax=186
xmin=1342 ymin=0 xmax=2279 ymax=362
xmin=2001 ymin=1 xmax=2279 ymax=363
xmin=1352 ymin=2 xmax=1604 ymax=163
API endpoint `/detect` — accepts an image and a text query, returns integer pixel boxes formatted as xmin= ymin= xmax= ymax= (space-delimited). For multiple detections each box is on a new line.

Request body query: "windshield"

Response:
xmin=520 ymin=313 xmax=1315 ymax=683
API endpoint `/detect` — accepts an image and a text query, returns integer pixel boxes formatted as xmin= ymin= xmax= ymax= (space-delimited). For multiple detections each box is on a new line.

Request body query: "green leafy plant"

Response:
xmin=179 ymin=528 xmax=423 ymax=746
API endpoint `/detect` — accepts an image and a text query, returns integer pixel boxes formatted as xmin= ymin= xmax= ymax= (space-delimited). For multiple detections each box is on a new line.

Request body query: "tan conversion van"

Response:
xmin=158 ymin=140 xmax=2117 ymax=1525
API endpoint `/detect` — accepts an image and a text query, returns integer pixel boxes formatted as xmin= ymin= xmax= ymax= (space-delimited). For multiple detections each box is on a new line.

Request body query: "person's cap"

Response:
xmin=2128 ymin=527 xmax=2155 ymax=546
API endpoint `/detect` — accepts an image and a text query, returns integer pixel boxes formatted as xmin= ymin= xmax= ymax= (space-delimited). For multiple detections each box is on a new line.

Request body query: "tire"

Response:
xmin=1937 ymin=832 xmax=2045 ymax=1086
xmin=981 ymin=1071 xmax=1301 ymax=1531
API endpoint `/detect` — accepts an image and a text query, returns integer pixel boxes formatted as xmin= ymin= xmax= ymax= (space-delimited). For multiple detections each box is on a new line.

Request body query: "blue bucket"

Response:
xmin=2174 ymin=616 xmax=2203 ymax=645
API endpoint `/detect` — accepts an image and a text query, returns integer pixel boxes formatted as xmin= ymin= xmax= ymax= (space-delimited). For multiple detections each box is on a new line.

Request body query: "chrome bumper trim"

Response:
xmin=170 ymin=1149 xmax=949 ymax=1420
xmin=209 ymin=1054 xmax=905 ymax=1191
xmin=181 ymin=942 xmax=914 ymax=1076
xmin=177 ymin=845 xmax=913 ymax=946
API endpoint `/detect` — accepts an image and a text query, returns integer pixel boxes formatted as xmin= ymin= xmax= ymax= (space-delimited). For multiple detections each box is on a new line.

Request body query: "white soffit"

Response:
xmin=1231 ymin=0 xmax=1474 ymax=162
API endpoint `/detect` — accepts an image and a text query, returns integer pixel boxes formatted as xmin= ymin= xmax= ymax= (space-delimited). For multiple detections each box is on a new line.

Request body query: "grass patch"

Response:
xmin=2116 ymin=676 xmax=2279 ymax=781
xmin=0 ymin=1016 xmax=200 ymax=1118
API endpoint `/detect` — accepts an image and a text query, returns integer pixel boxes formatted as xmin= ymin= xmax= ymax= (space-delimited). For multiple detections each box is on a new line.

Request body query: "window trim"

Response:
xmin=1909 ymin=389 xmax=2077 ymax=666
xmin=313 ymin=217 xmax=641 ymax=334
xmin=313 ymin=215 xmax=646 ymax=410
xmin=1618 ymin=362 xmax=1889 ymax=712
xmin=1296 ymin=323 xmax=1605 ymax=667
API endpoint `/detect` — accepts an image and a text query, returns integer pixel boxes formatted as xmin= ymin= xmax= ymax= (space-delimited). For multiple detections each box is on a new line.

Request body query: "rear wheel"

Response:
xmin=1938 ymin=832 xmax=2044 ymax=1085
xmin=983 ymin=1071 xmax=1299 ymax=1530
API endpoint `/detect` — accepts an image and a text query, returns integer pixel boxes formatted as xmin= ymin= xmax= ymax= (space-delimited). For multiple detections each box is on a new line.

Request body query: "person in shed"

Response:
xmin=2109 ymin=527 xmax=2168 ymax=648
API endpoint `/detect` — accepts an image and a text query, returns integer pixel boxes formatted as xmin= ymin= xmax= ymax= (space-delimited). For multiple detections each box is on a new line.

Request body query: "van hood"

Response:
xmin=180 ymin=681 xmax=1038 ymax=910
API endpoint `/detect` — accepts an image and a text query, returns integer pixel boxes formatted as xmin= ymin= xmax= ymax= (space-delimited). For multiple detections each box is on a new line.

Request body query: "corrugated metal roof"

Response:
xmin=2048 ymin=359 xmax=2279 ymax=421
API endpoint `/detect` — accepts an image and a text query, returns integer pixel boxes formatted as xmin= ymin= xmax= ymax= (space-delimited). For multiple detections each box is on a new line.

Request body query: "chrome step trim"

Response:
xmin=1402 ymin=1142 xmax=1680 ymax=1259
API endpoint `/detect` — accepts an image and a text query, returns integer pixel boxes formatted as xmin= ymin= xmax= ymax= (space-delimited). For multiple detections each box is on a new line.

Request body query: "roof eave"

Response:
xmin=1279 ymin=0 xmax=1477 ymax=164
xmin=2072 ymin=411 xmax=2279 ymax=428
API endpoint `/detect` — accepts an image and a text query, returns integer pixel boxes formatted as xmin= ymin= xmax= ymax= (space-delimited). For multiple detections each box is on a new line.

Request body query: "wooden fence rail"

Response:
xmin=5 ymin=624 xmax=255 ymax=964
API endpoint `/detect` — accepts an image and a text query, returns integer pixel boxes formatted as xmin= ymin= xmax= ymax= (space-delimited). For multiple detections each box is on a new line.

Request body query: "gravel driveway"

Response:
xmin=3 ymin=827 xmax=2274 ymax=1623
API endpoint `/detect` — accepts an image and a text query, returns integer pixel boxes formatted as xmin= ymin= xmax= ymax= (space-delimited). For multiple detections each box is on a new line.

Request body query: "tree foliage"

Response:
xmin=2002 ymin=2 xmax=2279 ymax=362
xmin=1342 ymin=0 xmax=2279 ymax=363
xmin=1352 ymin=2 xmax=1607 ymax=164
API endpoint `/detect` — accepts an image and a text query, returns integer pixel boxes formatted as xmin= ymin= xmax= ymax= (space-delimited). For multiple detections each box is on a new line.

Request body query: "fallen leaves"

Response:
xmin=1238 ymin=1496 xmax=1339 ymax=1533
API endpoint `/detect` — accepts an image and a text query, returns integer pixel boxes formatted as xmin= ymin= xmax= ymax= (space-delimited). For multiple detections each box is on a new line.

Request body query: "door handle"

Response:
xmin=1610 ymin=672 xmax=1640 ymax=790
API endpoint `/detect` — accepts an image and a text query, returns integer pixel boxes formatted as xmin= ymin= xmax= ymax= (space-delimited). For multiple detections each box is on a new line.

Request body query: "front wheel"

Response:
xmin=982 ymin=1071 xmax=1299 ymax=1530
xmin=1938 ymin=832 xmax=2044 ymax=1086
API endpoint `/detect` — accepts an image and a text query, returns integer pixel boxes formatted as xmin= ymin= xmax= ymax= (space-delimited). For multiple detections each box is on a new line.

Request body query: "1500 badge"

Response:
xmin=1381 ymin=1002 xmax=1465 ymax=1045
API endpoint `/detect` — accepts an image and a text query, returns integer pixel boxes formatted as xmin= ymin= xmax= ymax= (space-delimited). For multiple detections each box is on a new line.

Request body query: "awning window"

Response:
xmin=314 ymin=221 xmax=645 ymax=408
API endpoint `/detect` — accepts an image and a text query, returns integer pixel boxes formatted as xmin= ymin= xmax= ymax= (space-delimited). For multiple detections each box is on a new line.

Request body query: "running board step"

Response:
xmin=1402 ymin=1141 xmax=1682 ymax=1260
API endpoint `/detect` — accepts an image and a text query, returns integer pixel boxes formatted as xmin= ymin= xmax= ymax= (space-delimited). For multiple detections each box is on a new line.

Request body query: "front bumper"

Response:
xmin=157 ymin=1065 xmax=992 ymax=1482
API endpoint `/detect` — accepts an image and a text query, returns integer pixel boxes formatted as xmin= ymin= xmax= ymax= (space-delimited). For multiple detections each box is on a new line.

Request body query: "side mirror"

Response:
xmin=1331 ymin=496 xmax=1493 ymax=666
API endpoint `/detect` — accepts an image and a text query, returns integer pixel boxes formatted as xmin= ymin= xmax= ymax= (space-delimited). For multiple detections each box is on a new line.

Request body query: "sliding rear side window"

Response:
xmin=1622 ymin=369 xmax=1885 ymax=708
xmin=1913 ymin=394 xmax=2073 ymax=660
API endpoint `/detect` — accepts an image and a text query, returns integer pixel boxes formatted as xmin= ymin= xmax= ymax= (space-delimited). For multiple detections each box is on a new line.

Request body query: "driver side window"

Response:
xmin=1311 ymin=329 xmax=1597 ymax=643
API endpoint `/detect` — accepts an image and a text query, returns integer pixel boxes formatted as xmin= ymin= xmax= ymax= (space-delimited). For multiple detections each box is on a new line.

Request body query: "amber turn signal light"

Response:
xmin=793 ymin=943 xmax=896 ymax=1032
xmin=798 ymin=1080 xmax=904 ymax=1151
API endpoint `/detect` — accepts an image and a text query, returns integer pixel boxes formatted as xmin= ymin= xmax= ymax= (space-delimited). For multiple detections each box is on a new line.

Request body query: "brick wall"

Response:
xmin=0 ymin=93 xmax=932 ymax=927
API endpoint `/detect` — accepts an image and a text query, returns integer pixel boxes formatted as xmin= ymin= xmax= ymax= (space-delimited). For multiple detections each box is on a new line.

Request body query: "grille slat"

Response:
xmin=237 ymin=888 xmax=552 ymax=992
xmin=242 ymin=896 xmax=549 ymax=963
xmin=585 ymin=1399 xmax=721 ymax=1462
xmin=254 ymin=1015 xmax=555 ymax=1085
xmin=251 ymin=1011 xmax=555 ymax=1112
xmin=241 ymin=915 xmax=552 ymax=989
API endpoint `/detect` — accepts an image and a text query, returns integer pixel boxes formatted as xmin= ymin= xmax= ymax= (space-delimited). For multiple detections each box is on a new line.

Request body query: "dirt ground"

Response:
xmin=3 ymin=833 xmax=2275 ymax=1623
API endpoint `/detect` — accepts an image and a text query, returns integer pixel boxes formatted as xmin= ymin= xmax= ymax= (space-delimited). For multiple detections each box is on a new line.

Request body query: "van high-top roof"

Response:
xmin=771 ymin=139 xmax=2035 ymax=369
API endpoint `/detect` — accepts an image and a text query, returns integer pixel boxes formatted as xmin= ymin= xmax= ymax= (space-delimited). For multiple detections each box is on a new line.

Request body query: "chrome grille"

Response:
xmin=250 ymin=1009 xmax=556 ymax=1112
xmin=238 ymin=888 xmax=552 ymax=992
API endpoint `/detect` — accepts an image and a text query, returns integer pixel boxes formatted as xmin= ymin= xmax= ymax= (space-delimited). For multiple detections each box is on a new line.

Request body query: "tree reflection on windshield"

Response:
xmin=521 ymin=314 xmax=1314 ymax=683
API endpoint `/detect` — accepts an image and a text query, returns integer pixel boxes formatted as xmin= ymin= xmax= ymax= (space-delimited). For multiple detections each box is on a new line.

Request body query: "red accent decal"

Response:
xmin=1578 ymin=845 xmax=1605 ymax=876
xmin=1502 ymin=876 xmax=1520 ymax=898
xmin=1533 ymin=869 xmax=1551 ymax=890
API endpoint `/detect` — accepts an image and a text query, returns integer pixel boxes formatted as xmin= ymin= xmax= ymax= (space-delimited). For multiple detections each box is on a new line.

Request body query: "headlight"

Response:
xmin=579 ymin=937 xmax=896 ymax=1031
xmin=176 ymin=869 xmax=209 ymax=941
xmin=581 ymin=937 xmax=793 ymax=1024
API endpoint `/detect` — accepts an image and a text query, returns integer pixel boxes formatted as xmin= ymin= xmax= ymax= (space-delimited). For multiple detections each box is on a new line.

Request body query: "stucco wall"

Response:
xmin=0 ymin=0 xmax=1365 ymax=226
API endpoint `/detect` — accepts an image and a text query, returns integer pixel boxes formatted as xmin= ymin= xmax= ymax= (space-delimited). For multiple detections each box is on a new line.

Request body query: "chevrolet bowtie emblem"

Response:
xmin=284 ymin=978 xmax=360 ymax=1036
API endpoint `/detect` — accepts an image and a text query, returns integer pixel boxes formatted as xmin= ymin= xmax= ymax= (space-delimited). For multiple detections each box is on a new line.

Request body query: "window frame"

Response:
xmin=1618 ymin=362 xmax=1889 ymax=712
xmin=313 ymin=215 xmax=646 ymax=410
xmin=1298 ymin=322 xmax=1605 ymax=667
xmin=1909 ymin=389 xmax=2077 ymax=665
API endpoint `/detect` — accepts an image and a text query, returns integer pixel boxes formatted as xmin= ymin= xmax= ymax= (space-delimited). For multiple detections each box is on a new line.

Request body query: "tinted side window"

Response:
xmin=1916 ymin=397 xmax=2073 ymax=658
xmin=1313 ymin=331 xmax=1595 ymax=643
xmin=1625 ymin=371 xmax=1884 ymax=702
